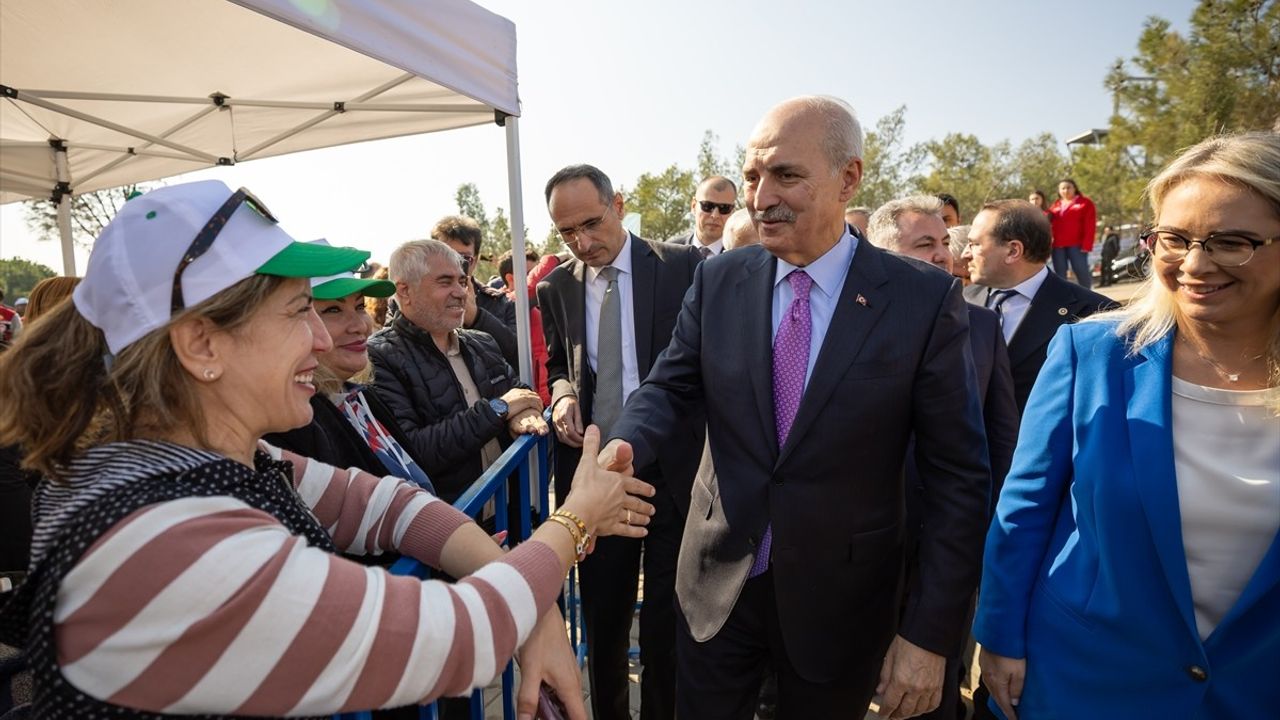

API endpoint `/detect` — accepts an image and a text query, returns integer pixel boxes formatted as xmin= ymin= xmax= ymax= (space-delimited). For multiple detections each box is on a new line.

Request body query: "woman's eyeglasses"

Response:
xmin=1142 ymin=228 xmax=1275 ymax=268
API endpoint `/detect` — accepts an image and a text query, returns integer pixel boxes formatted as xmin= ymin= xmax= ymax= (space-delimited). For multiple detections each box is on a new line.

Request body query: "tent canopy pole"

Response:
xmin=504 ymin=115 xmax=532 ymax=386
xmin=53 ymin=142 xmax=75 ymax=275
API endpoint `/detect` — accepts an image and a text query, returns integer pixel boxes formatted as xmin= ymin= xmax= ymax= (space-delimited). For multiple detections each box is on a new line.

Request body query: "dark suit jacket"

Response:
xmin=964 ymin=270 xmax=1117 ymax=414
xmin=536 ymin=234 xmax=704 ymax=514
xmin=612 ymin=241 xmax=991 ymax=682
xmin=906 ymin=305 xmax=1018 ymax=541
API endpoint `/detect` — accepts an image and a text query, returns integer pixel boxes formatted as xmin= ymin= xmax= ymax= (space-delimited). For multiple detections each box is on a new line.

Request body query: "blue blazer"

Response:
xmin=974 ymin=321 xmax=1280 ymax=719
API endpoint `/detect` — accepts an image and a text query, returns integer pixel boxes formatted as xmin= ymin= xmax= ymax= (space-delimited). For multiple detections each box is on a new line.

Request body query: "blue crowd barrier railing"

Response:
xmin=336 ymin=412 xmax=585 ymax=720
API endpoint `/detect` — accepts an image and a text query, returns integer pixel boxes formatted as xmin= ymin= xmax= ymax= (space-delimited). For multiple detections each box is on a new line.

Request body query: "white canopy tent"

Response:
xmin=0 ymin=0 xmax=534 ymax=381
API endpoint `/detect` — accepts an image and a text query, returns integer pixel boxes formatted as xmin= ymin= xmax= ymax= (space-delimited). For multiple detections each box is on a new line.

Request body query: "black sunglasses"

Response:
xmin=698 ymin=200 xmax=735 ymax=215
xmin=171 ymin=188 xmax=277 ymax=315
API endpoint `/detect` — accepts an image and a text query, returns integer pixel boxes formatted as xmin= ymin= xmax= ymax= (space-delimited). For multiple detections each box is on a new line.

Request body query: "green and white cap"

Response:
xmin=308 ymin=240 xmax=395 ymax=300
xmin=74 ymin=180 xmax=369 ymax=354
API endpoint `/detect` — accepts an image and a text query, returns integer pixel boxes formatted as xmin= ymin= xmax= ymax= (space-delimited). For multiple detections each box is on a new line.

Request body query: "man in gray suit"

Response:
xmin=598 ymin=96 xmax=990 ymax=720
xmin=672 ymin=176 xmax=738 ymax=257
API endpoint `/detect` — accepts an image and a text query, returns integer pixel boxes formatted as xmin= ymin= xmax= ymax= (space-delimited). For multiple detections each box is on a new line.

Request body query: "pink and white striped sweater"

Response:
xmin=42 ymin=442 xmax=564 ymax=715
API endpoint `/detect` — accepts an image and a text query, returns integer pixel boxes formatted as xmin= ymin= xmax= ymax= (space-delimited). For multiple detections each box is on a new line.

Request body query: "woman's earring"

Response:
xmin=203 ymin=368 xmax=216 ymax=381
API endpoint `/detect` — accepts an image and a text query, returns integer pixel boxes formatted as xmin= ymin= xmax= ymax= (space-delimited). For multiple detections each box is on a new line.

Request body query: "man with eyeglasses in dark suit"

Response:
xmin=536 ymin=164 xmax=704 ymax=720
xmin=673 ymin=176 xmax=738 ymax=258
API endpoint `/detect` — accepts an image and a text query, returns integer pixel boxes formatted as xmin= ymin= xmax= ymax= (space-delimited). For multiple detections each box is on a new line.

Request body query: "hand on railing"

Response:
xmin=509 ymin=407 xmax=549 ymax=437
xmin=559 ymin=426 xmax=654 ymax=543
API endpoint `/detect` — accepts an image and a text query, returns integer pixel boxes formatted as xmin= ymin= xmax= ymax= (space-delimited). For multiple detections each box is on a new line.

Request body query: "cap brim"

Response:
xmin=257 ymin=241 xmax=369 ymax=278
xmin=312 ymin=277 xmax=396 ymax=300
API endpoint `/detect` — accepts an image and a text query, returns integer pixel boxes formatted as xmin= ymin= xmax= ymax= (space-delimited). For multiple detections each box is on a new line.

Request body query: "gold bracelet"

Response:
xmin=552 ymin=508 xmax=588 ymax=536
xmin=545 ymin=515 xmax=586 ymax=558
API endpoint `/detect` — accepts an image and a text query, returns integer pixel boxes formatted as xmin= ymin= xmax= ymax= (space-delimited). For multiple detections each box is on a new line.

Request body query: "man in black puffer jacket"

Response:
xmin=369 ymin=239 xmax=547 ymax=506
xmin=430 ymin=214 xmax=521 ymax=369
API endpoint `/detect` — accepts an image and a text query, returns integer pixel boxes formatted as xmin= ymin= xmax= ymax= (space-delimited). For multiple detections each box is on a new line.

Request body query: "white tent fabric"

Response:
xmin=0 ymin=0 xmax=518 ymax=205
xmin=0 ymin=0 xmax=534 ymax=388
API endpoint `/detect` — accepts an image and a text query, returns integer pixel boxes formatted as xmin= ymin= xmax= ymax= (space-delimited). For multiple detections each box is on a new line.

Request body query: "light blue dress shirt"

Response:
xmin=771 ymin=227 xmax=857 ymax=389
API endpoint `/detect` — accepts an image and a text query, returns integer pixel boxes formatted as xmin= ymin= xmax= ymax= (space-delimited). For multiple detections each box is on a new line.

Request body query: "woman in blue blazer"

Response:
xmin=974 ymin=132 xmax=1280 ymax=719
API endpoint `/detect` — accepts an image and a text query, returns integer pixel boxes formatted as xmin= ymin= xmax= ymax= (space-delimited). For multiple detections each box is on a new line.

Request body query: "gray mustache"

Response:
xmin=753 ymin=205 xmax=796 ymax=223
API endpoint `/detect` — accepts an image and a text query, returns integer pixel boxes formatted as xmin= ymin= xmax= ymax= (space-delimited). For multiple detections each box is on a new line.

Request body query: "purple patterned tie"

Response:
xmin=748 ymin=270 xmax=812 ymax=578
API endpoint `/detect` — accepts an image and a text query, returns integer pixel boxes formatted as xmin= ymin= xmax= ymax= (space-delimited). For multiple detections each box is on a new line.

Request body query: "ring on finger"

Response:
xmin=626 ymin=509 xmax=632 ymax=525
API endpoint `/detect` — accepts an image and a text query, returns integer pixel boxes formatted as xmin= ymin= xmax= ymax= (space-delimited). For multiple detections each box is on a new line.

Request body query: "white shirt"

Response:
xmin=990 ymin=265 xmax=1050 ymax=343
xmin=585 ymin=233 xmax=641 ymax=405
xmin=1171 ymin=376 xmax=1280 ymax=639
xmin=771 ymin=228 xmax=857 ymax=388
xmin=692 ymin=234 xmax=724 ymax=256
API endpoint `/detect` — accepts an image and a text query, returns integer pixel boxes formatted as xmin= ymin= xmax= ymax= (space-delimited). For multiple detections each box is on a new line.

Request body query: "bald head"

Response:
xmin=723 ymin=208 xmax=758 ymax=249
xmin=743 ymin=96 xmax=864 ymax=265
xmin=750 ymin=96 xmax=864 ymax=173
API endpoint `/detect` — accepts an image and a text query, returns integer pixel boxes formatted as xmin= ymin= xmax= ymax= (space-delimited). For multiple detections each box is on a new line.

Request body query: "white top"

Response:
xmin=988 ymin=265 xmax=1050 ymax=343
xmin=1171 ymin=376 xmax=1280 ymax=639
xmin=585 ymin=232 xmax=640 ymax=405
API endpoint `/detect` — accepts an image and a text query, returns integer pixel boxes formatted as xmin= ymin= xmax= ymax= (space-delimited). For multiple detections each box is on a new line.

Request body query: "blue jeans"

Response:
xmin=1052 ymin=246 xmax=1092 ymax=290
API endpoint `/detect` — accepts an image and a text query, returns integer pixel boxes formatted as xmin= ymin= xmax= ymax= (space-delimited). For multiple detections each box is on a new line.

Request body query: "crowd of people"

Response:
xmin=0 ymin=96 xmax=1276 ymax=720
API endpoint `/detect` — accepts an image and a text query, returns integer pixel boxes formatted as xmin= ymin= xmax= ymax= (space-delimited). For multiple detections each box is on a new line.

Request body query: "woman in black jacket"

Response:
xmin=264 ymin=268 xmax=432 ymax=492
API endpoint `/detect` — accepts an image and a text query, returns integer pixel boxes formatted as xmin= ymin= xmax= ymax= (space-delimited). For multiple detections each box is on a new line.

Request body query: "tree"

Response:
xmin=1009 ymin=133 xmax=1069 ymax=200
xmin=1070 ymin=141 xmax=1148 ymax=230
xmin=1106 ymin=0 xmax=1280 ymax=210
xmin=696 ymin=130 xmax=737 ymax=182
xmin=0 ymin=257 xmax=57 ymax=300
xmin=854 ymin=106 xmax=924 ymax=211
xmin=912 ymin=134 xmax=1016 ymax=224
xmin=626 ymin=164 xmax=695 ymax=241
xmin=542 ymin=226 xmax=565 ymax=256
xmin=23 ymin=184 xmax=148 ymax=249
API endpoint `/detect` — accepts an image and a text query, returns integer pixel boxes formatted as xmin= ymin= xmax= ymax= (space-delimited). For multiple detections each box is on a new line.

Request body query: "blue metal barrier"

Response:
xmin=335 ymin=422 xmax=569 ymax=720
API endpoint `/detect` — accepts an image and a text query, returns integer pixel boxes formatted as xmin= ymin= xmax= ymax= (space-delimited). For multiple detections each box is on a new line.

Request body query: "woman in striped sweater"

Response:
xmin=0 ymin=181 xmax=654 ymax=719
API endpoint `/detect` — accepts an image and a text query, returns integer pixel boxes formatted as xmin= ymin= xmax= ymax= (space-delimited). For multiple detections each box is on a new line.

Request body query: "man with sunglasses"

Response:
xmin=673 ymin=176 xmax=738 ymax=258
xmin=430 ymin=214 xmax=521 ymax=369
xmin=536 ymin=164 xmax=704 ymax=720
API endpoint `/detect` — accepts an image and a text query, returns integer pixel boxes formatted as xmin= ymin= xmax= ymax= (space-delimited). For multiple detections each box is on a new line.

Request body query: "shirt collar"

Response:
xmin=444 ymin=329 xmax=462 ymax=356
xmin=1007 ymin=265 xmax=1050 ymax=301
xmin=694 ymin=233 xmax=724 ymax=255
xmin=587 ymin=232 xmax=634 ymax=282
xmin=773 ymin=226 xmax=858 ymax=298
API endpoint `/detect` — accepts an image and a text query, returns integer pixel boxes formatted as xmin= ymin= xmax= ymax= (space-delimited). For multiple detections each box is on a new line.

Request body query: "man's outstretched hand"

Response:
xmin=596 ymin=437 xmax=634 ymax=476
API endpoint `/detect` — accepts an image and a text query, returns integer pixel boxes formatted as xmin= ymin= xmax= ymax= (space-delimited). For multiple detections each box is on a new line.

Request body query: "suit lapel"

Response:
xmin=739 ymin=249 xmax=779 ymax=456
xmin=1008 ymin=272 xmax=1070 ymax=367
xmin=1125 ymin=333 xmax=1199 ymax=640
xmin=631 ymin=236 xmax=656 ymax=378
xmin=776 ymin=243 xmax=890 ymax=468
xmin=570 ymin=260 xmax=588 ymax=397
xmin=1216 ymin=524 xmax=1280 ymax=637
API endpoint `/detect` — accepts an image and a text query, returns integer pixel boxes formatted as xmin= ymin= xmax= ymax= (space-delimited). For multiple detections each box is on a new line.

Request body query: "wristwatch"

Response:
xmin=488 ymin=397 xmax=510 ymax=420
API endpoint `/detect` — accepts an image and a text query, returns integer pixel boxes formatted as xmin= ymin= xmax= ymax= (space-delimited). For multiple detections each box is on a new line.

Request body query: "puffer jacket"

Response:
xmin=367 ymin=316 xmax=525 ymax=503
xmin=471 ymin=278 xmax=520 ymax=369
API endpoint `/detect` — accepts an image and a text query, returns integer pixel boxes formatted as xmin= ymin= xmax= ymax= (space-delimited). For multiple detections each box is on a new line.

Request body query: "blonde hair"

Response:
xmin=23 ymin=276 xmax=82 ymax=323
xmin=0 ymin=274 xmax=288 ymax=479
xmin=1102 ymin=132 xmax=1280 ymax=409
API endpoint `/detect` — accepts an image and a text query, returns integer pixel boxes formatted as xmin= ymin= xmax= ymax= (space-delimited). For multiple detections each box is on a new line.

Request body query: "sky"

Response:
xmin=0 ymin=0 xmax=1198 ymax=274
